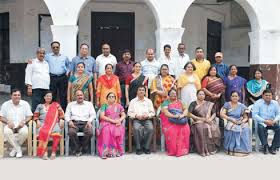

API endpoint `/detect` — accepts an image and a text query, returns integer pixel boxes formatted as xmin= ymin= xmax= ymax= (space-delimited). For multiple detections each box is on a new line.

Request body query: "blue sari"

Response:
xmin=223 ymin=102 xmax=252 ymax=156
xmin=224 ymin=76 xmax=246 ymax=103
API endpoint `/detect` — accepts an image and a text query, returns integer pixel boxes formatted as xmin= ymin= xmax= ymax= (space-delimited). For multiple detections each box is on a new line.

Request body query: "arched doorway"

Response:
xmin=77 ymin=0 xmax=158 ymax=62
xmin=182 ymin=0 xmax=259 ymax=79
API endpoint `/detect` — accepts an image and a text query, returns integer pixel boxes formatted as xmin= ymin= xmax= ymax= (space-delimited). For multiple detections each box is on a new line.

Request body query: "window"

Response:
xmin=0 ymin=12 xmax=9 ymax=64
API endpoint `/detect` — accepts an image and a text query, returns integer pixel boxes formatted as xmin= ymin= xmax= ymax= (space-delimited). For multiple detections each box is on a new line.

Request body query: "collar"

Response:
xmin=136 ymin=96 xmax=146 ymax=102
xmin=35 ymin=58 xmax=45 ymax=63
xmin=75 ymin=100 xmax=85 ymax=105
xmin=79 ymin=55 xmax=89 ymax=59
xmin=51 ymin=53 xmax=61 ymax=56
xmin=121 ymin=60 xmax=132 ymax=65
xmin=9 ymin=100 xmax=24 ymax=107
xmin=101 ymin=54 xmax=112 ymax=58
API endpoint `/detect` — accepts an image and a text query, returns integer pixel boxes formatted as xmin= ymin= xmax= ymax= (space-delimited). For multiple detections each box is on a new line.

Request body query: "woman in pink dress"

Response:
xmin=160 ymin=88 xmax=190 ymax=157
xmin=97 ymin=92 xmax=126 ymax=159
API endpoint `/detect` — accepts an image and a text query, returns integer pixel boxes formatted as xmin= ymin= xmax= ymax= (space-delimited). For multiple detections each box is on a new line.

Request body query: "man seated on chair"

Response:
xmin=65 ymin=90 xmax=96 ymax=156
xmin=0 ymin=89 xmax=33 ymax=158
xmin=252 ymin=89 xmax=280 ymax=155
xmin=127 ymin=85 xmax=155 ymax=155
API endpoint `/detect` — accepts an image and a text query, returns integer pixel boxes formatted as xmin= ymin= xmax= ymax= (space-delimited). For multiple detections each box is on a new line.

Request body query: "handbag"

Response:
xmin=168 ymin=109 xmax=188 ymax=125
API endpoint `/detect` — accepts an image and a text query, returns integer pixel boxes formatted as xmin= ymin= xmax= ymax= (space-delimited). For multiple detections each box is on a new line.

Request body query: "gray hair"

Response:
xmin=36 ymin=47 xmax=46 ymax=54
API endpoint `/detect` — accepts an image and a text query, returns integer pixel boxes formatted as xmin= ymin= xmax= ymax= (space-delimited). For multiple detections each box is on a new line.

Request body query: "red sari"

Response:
xmin=37 ymin=102 xmax=61 ymax=157
xmin=160 ymin=100 xmax=190 ymax=157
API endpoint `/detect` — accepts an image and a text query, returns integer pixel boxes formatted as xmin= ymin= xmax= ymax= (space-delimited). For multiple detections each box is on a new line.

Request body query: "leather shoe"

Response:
xmin=263 ymin=145 xmax=269 ymax=155
xmin=143 ymin=148 xmax=151 ymax=154
xmin=136 ymin=149 xmax=143 ymax=155
xmin=269 ymin=146 xmax=277 ymax=155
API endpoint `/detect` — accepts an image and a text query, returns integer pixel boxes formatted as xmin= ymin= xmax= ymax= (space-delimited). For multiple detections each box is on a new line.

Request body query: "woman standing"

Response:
xmin=97 ymin=92 xmax=126 ymax=159
xmin=220 ymin=91 xmax=252 ymax=156
xmin=67 ymin=62 xmax=93 ymax=103
xmin=177 ymin=62 xmax=201 ymax=107
xmin=151 ymin=64 xmax=176 ymax=110
xmin=202 ymin=66 xmax=225 ymax=120
xmin=125 ymin=62 xmax=148 ymax=108
xmin=224 ymin=65 xmax=246 ymax=103
xmin=160 ymin=89 xmax=190 ymax=157
xmin=96 ymin=64 xmax=122 ymax=107
xmin=188 ymin=90 xmax=221 ymax=156
xmin=246 ymin=69 xmax=270 ymax=105
xmin=33 ymin=91 xmax=64 ymax=160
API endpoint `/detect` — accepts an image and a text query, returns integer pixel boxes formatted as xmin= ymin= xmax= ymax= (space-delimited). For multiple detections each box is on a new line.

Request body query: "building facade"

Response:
xmin=0 ymin=0 xmax=280 ymax=100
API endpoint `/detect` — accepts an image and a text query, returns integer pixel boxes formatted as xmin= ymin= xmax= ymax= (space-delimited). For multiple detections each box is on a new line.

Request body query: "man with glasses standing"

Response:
xmin=45 ymin=41 xmax=70 ymax=110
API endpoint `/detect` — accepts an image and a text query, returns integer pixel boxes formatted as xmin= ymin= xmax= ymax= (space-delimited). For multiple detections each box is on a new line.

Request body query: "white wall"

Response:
xmin=78 ymin=1 xmax=156 ymax=61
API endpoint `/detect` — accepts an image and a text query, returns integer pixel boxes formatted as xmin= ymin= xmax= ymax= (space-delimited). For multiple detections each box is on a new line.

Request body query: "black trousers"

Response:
xmin=50 ymin=74 xmax=68 ymax=111
xmin=32 ymin=89 xmax=48 ymax=112
xmin=258 ymin=124 xmax=280 ymax=148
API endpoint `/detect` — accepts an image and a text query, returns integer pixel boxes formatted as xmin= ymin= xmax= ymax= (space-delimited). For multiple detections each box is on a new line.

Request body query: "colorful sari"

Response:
xmin=202 ymin=76 xmax=226 ymax=116
xmin=35 ymin=102 xmax=64 ymax=157
xmin=69 ymin=73 xmax=93 ymax=101
xmin=97 ymin=103 xmax=125 ymax=157
xmin=151 ymin=75 xmax=175 ymax=110
xmin=188 ymin=101 xmax=221 ymax=156
xmin=246 ymin=79 xmax=269 ymax=104
xmin=97 ymin=74 xmax=122 ymax=106
xmin=224 ymin=76 xmax=246 ymax=103
xmin=126 ymin=74 xmax=148 ymax=101
xmin=160 ymin=100 xmax=190 ymax=157
xmin=223 ymin=102 xmax=252 ymax=156
xmin=177 ymin=73 xmax=201 ymax=107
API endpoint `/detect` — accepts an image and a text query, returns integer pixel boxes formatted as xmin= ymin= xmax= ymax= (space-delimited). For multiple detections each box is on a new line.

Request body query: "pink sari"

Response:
xmin=97 ymin=103 xmax=125 ymax=157
xmin=160 ymin=100 xmax=190 ymax=157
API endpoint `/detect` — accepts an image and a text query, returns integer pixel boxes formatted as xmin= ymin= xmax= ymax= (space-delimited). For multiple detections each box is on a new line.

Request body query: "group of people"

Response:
xmin=0 ymin=41 xmax=280 ymax=160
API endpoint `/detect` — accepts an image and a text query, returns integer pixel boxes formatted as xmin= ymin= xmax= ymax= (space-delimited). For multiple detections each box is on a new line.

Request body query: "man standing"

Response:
xmin=128 ymin=85 xmax=155 ymax=155
xmin=25 ymin=48 xmax=50 ymax=112
xmin=0 ymin=89 xmax=33 ymax=158
xmin=115 ymin=49 xmax=134 ymax=107
xmin=159 ymin=44 xmax=176 ymax=77
xmin=141 ymin=48 xmax=160 ymax=94
xmin=95 ymin=44 xmax=117 ymax=86
xmin=191 ymin=47 xmax=211 ymax=81
xmin=65 ymin=90 xmax=96 ymax=156
xmin=45 ymin=41 xmax=69 ymax=110
xmin=175 ymin=43 xmax=190 ymax=78
xmin=252 ymin=89 xmax=280 ymax=155
xmin=213 ymin=52 xmax=229 ymax=80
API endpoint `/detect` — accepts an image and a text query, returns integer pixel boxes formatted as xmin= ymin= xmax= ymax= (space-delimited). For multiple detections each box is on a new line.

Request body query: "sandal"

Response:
xmin=50 ymin=153 xmax=56 ymax=160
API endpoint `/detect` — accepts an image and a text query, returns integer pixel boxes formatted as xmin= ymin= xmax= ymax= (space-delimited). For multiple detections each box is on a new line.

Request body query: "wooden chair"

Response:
xmin=128 ymin=116 xmax=157 ymax=153
xmin=32 ymin=120 xmax=64 ymax=157
xmin=65 ymin=120 xmax=96 ymax=156
xmin=95 ymin=109 xmax=126 ymax=155
xmin=0 ymin=120 xmax=33 ymax=158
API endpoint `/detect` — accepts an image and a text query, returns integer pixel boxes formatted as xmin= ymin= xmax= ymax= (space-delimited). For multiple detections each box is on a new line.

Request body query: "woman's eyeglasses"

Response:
xmin=108 ymin=96 xmax=116 ymax=98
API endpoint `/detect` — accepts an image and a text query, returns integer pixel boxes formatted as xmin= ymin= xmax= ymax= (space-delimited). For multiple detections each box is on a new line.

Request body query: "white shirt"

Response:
xmin=175 ymin=53 xmax=190 ymax=78
xmin=65 ymin=101 xmax=96 ymax=122
xmin=0 ymin=100 xmax=33 ymax=127
xmin=140 ymin=59 xmax=160 ymax=89
xmin=159 ymin=55 xmax=176 ymax=76
xmin=127 ymin=97 xmax=155 ymax=119
xmin=96 ymin=54 xmax=117 ymax=77
xmin=25 ymin=58 xmax=50 ymax=89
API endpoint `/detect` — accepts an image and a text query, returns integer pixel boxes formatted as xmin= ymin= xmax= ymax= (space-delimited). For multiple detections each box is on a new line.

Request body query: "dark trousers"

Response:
xmin=68 ymin=121 xmax=93 ymax=153
xmin=258 ymin=124 xmax=280 ymax=148
xmin=32 ymin=89 xmax=48 ymax=112
xmin=133 ymin=119 xmax=154 ymax=150
xmin=120 ymin=83 xmax=126 ymax=107
xmin=50 ymin=74 xmax=68 ymax=111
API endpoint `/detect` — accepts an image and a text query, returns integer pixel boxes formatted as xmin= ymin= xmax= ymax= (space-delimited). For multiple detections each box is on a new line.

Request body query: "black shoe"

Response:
xmin=263 ymin=145 xmax=269 ymax=155
xmin=136 ymin=149 xmax=143 ymax=155
xmin=269 ymin=146 xmax=277 ymax=155
xmin=143 ymin=148 xmax=151 ymax=154
xmin=76 ymin=151 xmax=82 ymax=157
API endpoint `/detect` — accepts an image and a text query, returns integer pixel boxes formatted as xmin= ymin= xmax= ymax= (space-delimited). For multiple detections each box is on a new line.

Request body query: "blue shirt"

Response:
xmin=45 ymin=53 xmax=70 ymax=75
xmin=213 ymin=63 xmax=229 ymax=80
xmin=252 ymin=99 xmax=280 ymax=127
xmin=70 ymin=56 xmax=96 ymax=75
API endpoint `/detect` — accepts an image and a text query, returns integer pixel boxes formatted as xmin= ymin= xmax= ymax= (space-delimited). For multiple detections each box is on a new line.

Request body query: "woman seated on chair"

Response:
xmin=220 ymin=91 xmax=252 ymax=156
xmin=160 ymin=88 xmax=190 ymax=157
xmin=97 ymin=92 xmax=126 ymax=159
xmin=188 ymin=90 xmax=221 ymax=157
xmin=33 ymin=91 xmax=64 ymax=160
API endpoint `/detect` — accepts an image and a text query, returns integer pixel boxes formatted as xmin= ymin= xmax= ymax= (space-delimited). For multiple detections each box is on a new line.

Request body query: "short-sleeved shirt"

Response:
xmin=70 ymin=56 xmax=96 ymax=75
xmin=0 ymin=100 xmax=33 ymax=127
xmin=96 ymin=54 xmax=117 ymax=77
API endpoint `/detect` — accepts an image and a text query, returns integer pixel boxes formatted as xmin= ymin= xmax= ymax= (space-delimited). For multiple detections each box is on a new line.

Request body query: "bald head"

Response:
xmin=146 ymin=48 xmax=155 ymax=61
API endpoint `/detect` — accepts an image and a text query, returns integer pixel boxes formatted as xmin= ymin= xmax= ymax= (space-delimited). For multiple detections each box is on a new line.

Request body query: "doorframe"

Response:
xmin=91 ymin=11 xmax=135 ymax=59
